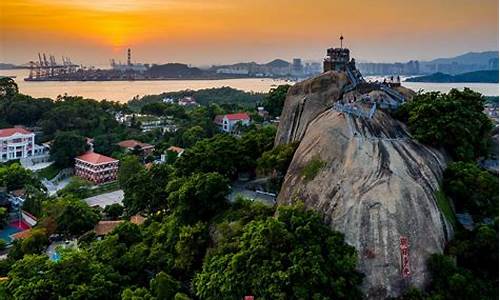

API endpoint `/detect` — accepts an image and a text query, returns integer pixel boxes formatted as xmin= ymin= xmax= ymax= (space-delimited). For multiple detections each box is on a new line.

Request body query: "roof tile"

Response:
xmin=76 ymin=152 xmax=118 ymax=165
xmin=0 ymin=127 xmax=33 ymax=138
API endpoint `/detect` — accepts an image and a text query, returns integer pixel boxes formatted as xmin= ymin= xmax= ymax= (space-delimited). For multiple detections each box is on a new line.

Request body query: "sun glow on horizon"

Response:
xmin=0 ymin=0 xmax=498 ymax=65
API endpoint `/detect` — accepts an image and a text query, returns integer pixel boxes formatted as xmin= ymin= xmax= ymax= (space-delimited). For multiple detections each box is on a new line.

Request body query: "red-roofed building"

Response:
xmin=167 ymin=146 xmax=184 ymax=156
xmin=0 ymin=127 xmax=35 ymax=162
xmin=214 ymin=113 xmax=251 ymax=133
xmin=117 ymin=139 xmax=154 ymax=155
xmin=75 ymin=152 xmax=119 ymax=184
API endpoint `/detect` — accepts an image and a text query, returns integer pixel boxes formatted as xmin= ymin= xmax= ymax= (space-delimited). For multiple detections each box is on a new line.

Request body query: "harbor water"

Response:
xmin=1 ymin=69 xmax=498 ymax=103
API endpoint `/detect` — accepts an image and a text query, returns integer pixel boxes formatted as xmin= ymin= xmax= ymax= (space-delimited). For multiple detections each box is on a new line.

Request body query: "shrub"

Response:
xmin=300 ymin=155 xmax=326 ymax=182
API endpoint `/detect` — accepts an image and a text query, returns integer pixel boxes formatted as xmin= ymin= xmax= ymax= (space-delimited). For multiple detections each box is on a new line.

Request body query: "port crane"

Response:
xmin=28 ymin=52 xmax=79 ymax=80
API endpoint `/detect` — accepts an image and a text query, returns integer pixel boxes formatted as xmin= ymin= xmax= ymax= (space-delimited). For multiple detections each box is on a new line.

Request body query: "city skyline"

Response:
xmin=0 ymin=0 xmax=498 ymax=66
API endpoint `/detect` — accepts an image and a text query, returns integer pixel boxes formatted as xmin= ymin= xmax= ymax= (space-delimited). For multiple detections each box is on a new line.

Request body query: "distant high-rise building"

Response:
xmin=304 ymin=62 xmax=322 ymax=75
xmin=357 ymin=60 xmax=421 ymax=75
xmin=292 ymin=58 xmax=304 ymax=76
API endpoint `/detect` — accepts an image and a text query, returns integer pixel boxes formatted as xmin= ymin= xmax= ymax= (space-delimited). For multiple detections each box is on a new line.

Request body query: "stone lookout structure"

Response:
xmin=323 ymin=47 xmax=352 ymax=72
xmin=323 ymin=35 xmax=358 ymax=74
xmin=323 ymin=36 xmax=407 ymax=117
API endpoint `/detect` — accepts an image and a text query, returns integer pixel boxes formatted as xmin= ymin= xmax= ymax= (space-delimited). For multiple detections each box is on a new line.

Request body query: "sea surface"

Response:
xmin=1 ymin=69 xmax=498 ymax=103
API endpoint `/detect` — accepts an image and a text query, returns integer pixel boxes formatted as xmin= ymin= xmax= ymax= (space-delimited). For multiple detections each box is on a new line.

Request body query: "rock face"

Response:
xmin=276 ymin=71 xmax=452 ymax=299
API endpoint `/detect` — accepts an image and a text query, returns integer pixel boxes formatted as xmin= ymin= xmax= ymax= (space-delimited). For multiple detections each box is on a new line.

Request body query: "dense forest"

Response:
xmin=128 ymin=86 xmax=266 ymax=110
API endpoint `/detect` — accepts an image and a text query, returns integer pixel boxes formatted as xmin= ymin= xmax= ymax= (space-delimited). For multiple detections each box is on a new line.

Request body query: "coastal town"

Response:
xmin=0 ymin=80 xmax=285 ymax=254
xmin=0 ymin=40 xmax=499 ymax=298
xmin=0 ymin=0 xmax=498 ymax=297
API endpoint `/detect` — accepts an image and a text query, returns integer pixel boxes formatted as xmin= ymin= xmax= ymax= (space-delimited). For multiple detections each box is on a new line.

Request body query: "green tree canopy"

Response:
xmin=104 ymin=203 xmax=125 ymax=220
xmin=44 ymin=197 xmax=100 ymax=236
xmin=6 ymin=251 xmax=121 ymax=300
xmin=118 ymin=155 xmax=144 ymax=188
xmin=121 ymin=287 xmax=154 ymax=300
xmin=173 ymin=222 xmax=208 ymax=276
xmin=19 ymin=228 xmax=49 ymax=256
xmin=447 ymin=224 xmax=498 ymax=282
xmin=93 ymin=133 xmax=121 ymax=157
xmin=260 ymin=84 xmax=291 ymax=118
xmin=174 ymin=134 xmax=240 ymax=178
xmin=257 ymin=142 xmax=299 ymax=176
xmin=0 ymin=77 xmax=19 ymax=99
xmin=424 ymin=252 xmax=497 ymax=300
xmin=443 ymin=162 xmax=498 ymax=218
xmin=150 ymin=271 xmax=181 ymax=300
xmin=396 ymin=88 xmax=492 ymax=161
xmin=20 ymin=185 xmax=47 ymax=217
xmin=0 ymin=94 xmax=54 ymax=127
xmin=167 ymin=172 xmax=229 ymax=223
xmin=181 ymin=125 xmax=206 ymax=148
xmin=122 ymin=164 xmax=174 ymax=215
xmin=57 ymin=177 xmax=92 ymax=199
xmin=50 ymin=131 xmax=88 ymax=168
xmin=39 ymin=96 xmax=124 ymax=140
xmin=194 ymin=204 xmax=363 ymax=300
xmin=0 ymin=163 xmax=43 ymax=191
xmin=0 ymin=207 xmax=8 ymax=229
xmin=237 ymin=126 xmax=277 ymax=173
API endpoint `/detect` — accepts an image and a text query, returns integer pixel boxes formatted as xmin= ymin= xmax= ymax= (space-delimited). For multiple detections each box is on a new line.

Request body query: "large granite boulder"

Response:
xmin=276 ymin=71 xmax=452 ymax=299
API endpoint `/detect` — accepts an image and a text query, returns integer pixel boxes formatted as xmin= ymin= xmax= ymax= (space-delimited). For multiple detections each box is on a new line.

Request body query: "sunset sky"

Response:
xmin=0 ymin=0 xmax=498 ymax=66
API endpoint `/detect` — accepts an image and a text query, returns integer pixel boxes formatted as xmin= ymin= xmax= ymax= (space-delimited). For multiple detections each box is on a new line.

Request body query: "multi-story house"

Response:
xmin=0 ymin=127 xmax=37 ymax=162
xmin=74 ymin=152 xmax=119 ymax=185
xmin=214 ymin=113 xmax=251 ymax=133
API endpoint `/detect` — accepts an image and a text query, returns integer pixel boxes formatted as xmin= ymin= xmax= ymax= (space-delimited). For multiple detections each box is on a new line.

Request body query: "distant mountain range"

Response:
xmin=422 ymin=51 xmax=498 ymax=66
xmin=211 ymin=59 xmax=291 ymax=70
xmin=405 ymin=70 xmax=498 ymax=83
xmin=419 ymin=51 xmax=498 ymax=75
xmin=265 ymin=59 xmax=291 ymax=68
xmin=0 ymin=63 xmax=17 ymax=70
xmin=359 ymin=51 xmax=499 ymax=76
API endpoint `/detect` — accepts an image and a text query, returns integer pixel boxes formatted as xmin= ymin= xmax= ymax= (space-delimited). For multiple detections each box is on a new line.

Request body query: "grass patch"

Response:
xmin=435 ymin=188 xmax=457 ymax=228
xmin=86 ymin=181 xmax=121 ymax=198
xmin=300 ymin=155 xmax=326 ymax=182
xmin=36 ymin=164 xmax=61 ymax=180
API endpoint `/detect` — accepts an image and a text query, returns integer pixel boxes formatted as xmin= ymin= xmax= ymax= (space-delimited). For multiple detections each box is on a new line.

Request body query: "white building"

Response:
xmin=0 ymin=127 xmax=40 ymax=162
xmin=214 ymin=113 xmax=251 ymax=133
xmin=162 ymin=97 xmax=175 ymax=104
xmin=178 ymin=97 xmax=199 ymax=106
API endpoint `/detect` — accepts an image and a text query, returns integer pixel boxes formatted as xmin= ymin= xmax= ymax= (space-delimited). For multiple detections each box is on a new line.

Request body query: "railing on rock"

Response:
xmin=379 ymin=84 xmax=405 ymax=104
xmin=332 ymin=102 xmax=377 ymax=119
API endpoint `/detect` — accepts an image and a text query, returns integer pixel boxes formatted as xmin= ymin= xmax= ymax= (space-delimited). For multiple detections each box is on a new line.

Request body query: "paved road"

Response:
xmin=85 ymin=190 xmax=124 ymax=208
xmin=228 ymin=183 xmax=276 ymax=206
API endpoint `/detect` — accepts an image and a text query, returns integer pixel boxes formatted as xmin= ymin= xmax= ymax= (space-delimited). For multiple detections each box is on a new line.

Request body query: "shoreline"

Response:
xmin=23 ymin=76 xmax=297 ymax=83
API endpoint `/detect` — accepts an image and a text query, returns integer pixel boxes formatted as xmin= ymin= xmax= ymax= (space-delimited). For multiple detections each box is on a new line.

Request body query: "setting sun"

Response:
xmin=0 ymin=0 xmax=498 ymax=65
